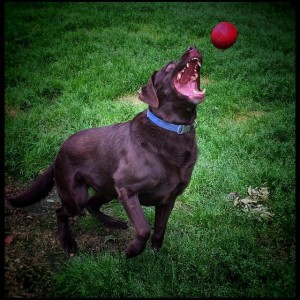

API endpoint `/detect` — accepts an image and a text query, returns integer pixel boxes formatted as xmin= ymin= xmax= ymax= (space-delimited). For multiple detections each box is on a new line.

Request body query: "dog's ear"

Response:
xmin=138 ymin=72 xmax=159 ymax=108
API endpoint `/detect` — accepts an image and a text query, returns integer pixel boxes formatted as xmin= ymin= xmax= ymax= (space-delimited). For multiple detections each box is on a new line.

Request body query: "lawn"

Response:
xmin=4 ymin=2 xmax=295 ymax=298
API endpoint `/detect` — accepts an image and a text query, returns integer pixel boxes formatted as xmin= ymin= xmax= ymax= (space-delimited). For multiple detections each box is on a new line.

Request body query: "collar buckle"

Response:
xmin=177 ymin=125 xmax=191 ymax=134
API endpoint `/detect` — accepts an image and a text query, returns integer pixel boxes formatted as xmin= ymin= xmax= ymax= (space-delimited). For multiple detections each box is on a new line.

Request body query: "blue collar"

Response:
xmin=146 ymin=110 xmax=192 ymax=134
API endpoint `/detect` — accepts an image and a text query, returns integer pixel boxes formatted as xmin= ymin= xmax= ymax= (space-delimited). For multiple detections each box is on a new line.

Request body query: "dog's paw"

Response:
xmin=60 ymin=236 xmax=78 ymax=254
xmin=151 ymin=245 xmax=161 ymax=251
xmin=151 ymin=238 xmax=163 ymax=250
xmin=125 ymin=240 xmax=147 ymax=258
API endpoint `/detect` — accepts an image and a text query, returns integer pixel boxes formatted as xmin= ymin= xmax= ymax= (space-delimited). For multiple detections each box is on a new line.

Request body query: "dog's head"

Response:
xmin=139 ymin=47 xmax=206 ymax=109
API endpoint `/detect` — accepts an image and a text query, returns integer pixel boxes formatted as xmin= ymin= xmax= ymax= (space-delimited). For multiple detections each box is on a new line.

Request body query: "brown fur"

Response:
xmin=8 ymin=47 xmax=205 ymax=258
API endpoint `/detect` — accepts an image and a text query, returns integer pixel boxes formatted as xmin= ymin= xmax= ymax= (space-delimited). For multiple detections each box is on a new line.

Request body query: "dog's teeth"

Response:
xmin=186 ymin=63 xmax=189 ymax=68
xmin=193 ymin=88 xmax=206 ymax=95
xmin=177 ymin=73 xmax=182 ymax=80
xmin=191 ymin=74 xmax=198 ymax=81
xmin=197 ymin=61 xmax=201 ymax=67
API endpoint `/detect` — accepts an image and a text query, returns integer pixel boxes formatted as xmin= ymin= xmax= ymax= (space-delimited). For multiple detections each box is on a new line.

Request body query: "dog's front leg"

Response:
xmin=151 ymin=199 xmax=176 ymax=250
xmin=117 ymin=187 xmax=151 ymax=258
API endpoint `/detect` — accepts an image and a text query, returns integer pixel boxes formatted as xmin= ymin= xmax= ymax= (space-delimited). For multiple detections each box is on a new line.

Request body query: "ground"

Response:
xmin=4 ymin=176 xmax=134 ymax=298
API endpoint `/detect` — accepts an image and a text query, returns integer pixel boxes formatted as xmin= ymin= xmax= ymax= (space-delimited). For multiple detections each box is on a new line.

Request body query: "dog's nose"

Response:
xmin=188 ymin=46 xmax=197 ymax=51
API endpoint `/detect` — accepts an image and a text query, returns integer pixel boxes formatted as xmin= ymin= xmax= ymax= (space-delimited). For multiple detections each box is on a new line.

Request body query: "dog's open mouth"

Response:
xmin=174 ymin=57 xmax=206 ymax=103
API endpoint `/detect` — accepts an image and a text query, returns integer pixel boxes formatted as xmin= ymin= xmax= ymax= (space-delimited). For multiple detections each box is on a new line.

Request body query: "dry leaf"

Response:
xmin=104 ymin=235 xmax=116 ymax=244
xmin=247 ymin=186 xmax=254 ymax=196
xmin=258 ymin=187 xmax=269 ymax=201
xmin=228 ymin=192 xmax=240 ymax=201
xmin=229 ymin=185 xmax=274 ymax=220
xmin=240 ymin=197 xmax=258 ymax=205
xmin=233 ymin=198 xmax=240 ymax=206
xmin=259 ymin=212 xmax=274 ymax=220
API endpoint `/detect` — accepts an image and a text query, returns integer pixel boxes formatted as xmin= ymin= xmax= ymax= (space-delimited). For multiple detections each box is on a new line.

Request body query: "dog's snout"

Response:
xmin=188 ymin=46 xmax=197 ymax=51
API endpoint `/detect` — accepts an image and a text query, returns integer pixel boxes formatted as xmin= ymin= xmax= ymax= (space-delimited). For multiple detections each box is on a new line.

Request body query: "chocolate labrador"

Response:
xmin=8 ymin=46 xmax=206 ymax=258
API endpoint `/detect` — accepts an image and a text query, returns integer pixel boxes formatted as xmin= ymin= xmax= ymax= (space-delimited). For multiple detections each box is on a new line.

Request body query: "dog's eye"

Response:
xmin=165 ymin=63 xmax=175 ymax=72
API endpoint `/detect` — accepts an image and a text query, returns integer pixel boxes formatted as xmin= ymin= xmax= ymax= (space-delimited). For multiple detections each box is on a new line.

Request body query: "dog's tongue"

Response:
xmin=175 ymin=80 xmax=206 ymax=100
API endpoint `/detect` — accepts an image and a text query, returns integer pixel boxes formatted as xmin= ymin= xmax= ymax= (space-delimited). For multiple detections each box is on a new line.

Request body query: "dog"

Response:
xmin=8 ymin=46 xmax=206 ymax=258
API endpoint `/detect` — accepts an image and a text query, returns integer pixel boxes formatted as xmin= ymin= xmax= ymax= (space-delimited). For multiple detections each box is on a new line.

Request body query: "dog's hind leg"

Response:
xmin=56 ymin=206 xmax=77 ymax=254
xmin=56 ymin=182 xmax=88 ymax=254
xmin=86 ymin=194 xmax=128 ymax=229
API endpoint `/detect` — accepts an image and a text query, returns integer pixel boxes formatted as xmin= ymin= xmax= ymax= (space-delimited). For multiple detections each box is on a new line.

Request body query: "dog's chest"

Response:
xmin=139 ymin=174 xmax=191 ymax=206
xmin=138 ymin=148 xmax=197 ymax=206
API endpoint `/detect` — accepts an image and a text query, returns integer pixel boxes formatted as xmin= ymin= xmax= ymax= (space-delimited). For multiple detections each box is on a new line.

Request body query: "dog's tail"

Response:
xmin=8 ymin=164 xmax=55 ymax=208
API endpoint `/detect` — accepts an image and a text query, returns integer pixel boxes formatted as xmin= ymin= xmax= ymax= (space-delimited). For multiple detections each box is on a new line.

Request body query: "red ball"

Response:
xmin=211 ymin=22 xmax=238 ymax=49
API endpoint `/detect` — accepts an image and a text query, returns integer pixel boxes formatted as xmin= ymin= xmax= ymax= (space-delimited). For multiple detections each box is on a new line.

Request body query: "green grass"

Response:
xmin=5 ymin=2 xmax=295 ymax=298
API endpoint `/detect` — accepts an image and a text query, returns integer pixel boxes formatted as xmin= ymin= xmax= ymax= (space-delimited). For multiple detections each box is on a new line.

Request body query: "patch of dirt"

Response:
xmin=4 ymin=178 xmax=134 ymax=298
xmin=5 ymin=105 xmax=21 ymax=117
xmin=233 ymin=110 xmax=266 ymax=122
xmin=116 ymin=93 xmax=147 ymax=106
